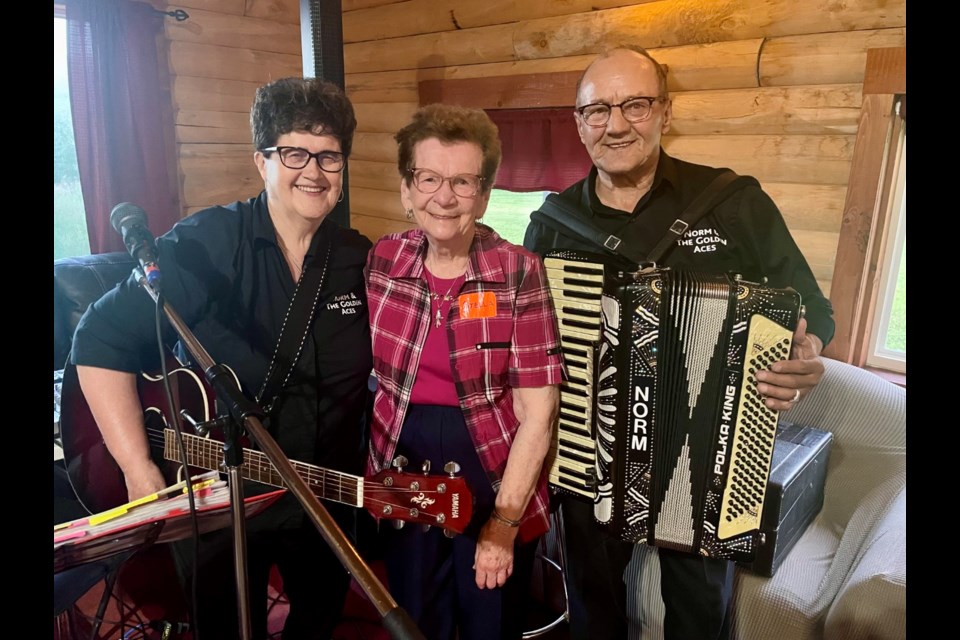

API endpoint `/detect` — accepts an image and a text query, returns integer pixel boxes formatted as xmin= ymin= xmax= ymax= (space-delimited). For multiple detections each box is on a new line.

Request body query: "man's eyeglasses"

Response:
xmin=261 ymin=146 xmax=346 ymax=173
xmin=407 ymin=168 xmax=484 ymax=198
xmin=575 ymin=96 xmax=666 ymax=127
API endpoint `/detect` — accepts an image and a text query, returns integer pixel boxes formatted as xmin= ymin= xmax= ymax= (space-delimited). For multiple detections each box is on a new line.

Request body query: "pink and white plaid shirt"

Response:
xmin=364 ymin=225 xmax=564 ymax=542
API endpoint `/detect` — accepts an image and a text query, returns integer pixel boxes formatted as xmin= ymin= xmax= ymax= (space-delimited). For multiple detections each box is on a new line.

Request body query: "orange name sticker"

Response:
xmin=458 ymin=292 xmax=497 ymax=319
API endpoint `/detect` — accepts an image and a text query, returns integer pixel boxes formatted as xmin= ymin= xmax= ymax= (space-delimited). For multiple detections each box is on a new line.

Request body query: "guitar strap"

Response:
xmin=255 ymin=227 xmax=334 ymax=414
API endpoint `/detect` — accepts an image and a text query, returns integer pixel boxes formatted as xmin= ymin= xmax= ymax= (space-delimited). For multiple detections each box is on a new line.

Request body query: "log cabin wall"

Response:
xmin=342 ymin=0 xmax=906 ymax=299
xmin=161 ymin=0 xmax=302 ymax=218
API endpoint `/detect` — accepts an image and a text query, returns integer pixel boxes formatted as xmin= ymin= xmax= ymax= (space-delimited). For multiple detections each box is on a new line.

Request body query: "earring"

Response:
xmin=405 ymin=208 xmax=414 ymax=220
xmin=337 ymin=190 xmax=344 ymax=203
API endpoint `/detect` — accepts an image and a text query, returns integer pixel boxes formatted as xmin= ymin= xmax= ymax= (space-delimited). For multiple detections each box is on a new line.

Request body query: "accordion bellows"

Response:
xmin=544 ymin=251 xmax=802 ymax=563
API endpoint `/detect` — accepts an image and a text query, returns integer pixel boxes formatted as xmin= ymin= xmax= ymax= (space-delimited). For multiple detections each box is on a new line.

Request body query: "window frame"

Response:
xmin=822 ymin=47 xmax=906 ymax=383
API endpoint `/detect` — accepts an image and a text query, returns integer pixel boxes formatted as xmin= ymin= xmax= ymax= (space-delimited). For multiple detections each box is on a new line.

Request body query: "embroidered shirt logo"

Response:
xmin=676 ymin=227 xmax=729 ymax=253
xmin=326 ymin=292 xmax=364 ymax=315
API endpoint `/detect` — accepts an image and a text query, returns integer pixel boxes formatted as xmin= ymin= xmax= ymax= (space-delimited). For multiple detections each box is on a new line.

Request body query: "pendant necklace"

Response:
xmin=427 ymin=270 xmax=463 ymax=329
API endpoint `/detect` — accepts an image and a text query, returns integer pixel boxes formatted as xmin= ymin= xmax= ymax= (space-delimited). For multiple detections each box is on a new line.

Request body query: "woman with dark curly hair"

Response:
xmin=72 ymin=77 xmax=373 ymax=639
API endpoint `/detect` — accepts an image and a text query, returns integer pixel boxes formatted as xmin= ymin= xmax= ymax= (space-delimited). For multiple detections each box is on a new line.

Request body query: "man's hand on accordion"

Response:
xmin=755 ymin=317 xmax=825 ymax=412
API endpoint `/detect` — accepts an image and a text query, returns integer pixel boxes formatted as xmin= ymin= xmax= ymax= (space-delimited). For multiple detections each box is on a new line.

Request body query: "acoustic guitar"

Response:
xmin=59 ymin=357 xmax=473 ymax=534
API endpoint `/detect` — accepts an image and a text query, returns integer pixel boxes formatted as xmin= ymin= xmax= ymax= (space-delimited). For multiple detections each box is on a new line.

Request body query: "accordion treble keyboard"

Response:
xmin=544 ymin=254 xmax=607 ymax=499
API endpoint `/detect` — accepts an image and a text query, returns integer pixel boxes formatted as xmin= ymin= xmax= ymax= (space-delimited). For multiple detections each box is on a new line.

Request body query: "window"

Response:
xmin=866 ymin=119 xmax=905 ymax=372
xmin=54 ymin=14 xmax=90 ymax=260
xmin=483 ymin=190 xmax=552 ymax=246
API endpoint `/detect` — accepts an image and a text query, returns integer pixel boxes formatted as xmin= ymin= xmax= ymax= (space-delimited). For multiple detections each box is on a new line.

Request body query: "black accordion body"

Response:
xmin=545 ymin=250 xmax=803 ymax=563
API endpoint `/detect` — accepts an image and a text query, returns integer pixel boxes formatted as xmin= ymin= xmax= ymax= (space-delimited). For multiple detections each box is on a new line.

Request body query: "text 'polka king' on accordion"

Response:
xmin=544 ymin=250 xmax=803 ymax=562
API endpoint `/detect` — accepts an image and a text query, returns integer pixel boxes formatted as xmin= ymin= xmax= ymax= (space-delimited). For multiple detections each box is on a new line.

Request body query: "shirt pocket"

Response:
xmin=454 ymin=331 xmax=512 ymax=392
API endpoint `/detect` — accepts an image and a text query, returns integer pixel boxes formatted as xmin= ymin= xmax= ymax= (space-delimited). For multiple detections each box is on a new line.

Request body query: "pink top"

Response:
xmin=410 ymin=272 xmax=463 ymax=406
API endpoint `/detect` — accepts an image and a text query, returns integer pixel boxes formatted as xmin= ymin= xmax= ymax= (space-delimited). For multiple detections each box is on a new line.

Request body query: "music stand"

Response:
xmin=54 ymin=489 xmax=284 ymax=637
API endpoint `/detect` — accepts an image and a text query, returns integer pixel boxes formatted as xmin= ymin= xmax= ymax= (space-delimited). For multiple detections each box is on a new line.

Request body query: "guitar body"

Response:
xmin=60 ymin=357 xmax=214 ymax=515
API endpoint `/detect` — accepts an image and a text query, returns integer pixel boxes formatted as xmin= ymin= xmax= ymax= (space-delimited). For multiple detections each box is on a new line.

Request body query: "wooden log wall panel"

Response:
xmin=352 ymin=213 xmax=415 ymax=242
xmin=759 ymin=28 xmax=906 ymax=87
xmin=345 ymin=40 xmax=766 ymax=107
xmin=172 ymin=76 xmax=262 ymax=113
xmin=512 ymin=0 xmax=905 ymax=62
xmin=353 ymin=132 xmax=401 ymax=164
xmin=346 ymin=23 xmax=524 ymax=74
xmin=344 ymin=0 xmax=399 ymax=11
xmin=661 ymin=135 xmax=855 ymax=185
xmin=244 ymin=0 xmax=300 ymax=25
xmin=165 ymin=8 xmax=301 ymax=55
xmin=668 ymin=85 xmax=862 ymax=136
xmin=420 ymin=71 xmax=582 ymax=109
xmin=350 ymin=160 xmax=402 ymax=192
xmin=763 ymin=183 xmax=846 ymax=234
xmin=792 ymin=229 xmax=840 ymax=287
xmin=343 ymin=1 xmax=647 ymax=44
xmin=347 ymin=70 xmax=420 ymax=103
xmin=352 ymin=187 xmax=403 ymax=219
xmin=169 ymin=41 xmax=302 ymax=84
xmin=181 ymin=156 xmax=262 ymax=206
xmin=179 ymin=143 xmax=261 ymax=208
xmin=173 ymin=0 xmax=246 ymax=16
xmin=353 ymin=103 xmax=419 ymax=134
xmin=176 ymin=109 xmax=253 ymax=144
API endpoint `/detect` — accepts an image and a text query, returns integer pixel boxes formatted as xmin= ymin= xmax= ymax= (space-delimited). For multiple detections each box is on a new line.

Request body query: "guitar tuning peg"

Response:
xmin=443 ymin=461 xmax=461 ymax=477
xmin=421 ymin=460 xmax=431 ymax=475
xmin=392 ymin=520 xmax=405 ymax=530
xmin=443 ymin=529 xmax=457 ymax=539
xmin=392 ymin=455 xmax=409 ymax=473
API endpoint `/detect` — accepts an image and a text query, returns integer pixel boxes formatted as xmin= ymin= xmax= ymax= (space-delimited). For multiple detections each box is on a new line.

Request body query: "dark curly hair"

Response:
xmin=395 ymin=104 xmax=501 ymax=193
xmin=251 ymin=77 xmax=357 ymax=157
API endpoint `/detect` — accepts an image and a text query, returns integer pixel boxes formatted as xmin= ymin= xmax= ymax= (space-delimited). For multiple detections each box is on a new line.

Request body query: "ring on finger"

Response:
xmin=790 ymin=388 xmax=801 ymax=403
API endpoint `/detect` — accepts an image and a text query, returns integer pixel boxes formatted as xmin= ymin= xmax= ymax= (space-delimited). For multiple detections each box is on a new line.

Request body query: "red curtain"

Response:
xmin=487 ymin=108 xmax=594 ymax=193
xmin=66 ymin=0 xmax=179 ymax=254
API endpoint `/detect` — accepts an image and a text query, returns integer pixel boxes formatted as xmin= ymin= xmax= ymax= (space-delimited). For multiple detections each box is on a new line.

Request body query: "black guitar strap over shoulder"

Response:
xmin=532 ymin=170 xmax=758 ymax=265
xmin=255 ymin=231 xmax=333 ymax=413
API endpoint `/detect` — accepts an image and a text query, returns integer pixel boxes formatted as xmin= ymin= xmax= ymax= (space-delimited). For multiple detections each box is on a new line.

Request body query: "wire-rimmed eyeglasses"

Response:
xmin=261 ymin=146 xmax=346 ymax=173
xmin=407 ymin=168 xmax=484 ymax=198
xmin=575 ymin=96 xmax=666 ymax=127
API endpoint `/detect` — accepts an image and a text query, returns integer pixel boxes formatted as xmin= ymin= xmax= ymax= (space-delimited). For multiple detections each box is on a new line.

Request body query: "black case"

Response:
xmin=739 ymin=421 xmax=833 ymax=577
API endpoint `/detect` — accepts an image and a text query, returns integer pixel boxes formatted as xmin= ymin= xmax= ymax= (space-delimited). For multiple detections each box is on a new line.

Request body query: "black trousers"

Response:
xmin=382 ymin=405 xmax=538 ymax=640
xmin=560 ymin=495 xmax=734 ymax=640
xmin=171 ymin=491 xmax=354 ymax=640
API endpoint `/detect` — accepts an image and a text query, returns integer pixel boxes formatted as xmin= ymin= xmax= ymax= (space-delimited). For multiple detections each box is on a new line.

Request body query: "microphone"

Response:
xmin=110 ymin=203 xmax=162 ymax=288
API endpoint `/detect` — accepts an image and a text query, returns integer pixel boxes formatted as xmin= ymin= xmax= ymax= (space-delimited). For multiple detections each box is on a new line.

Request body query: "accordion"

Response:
xmin=544 ymin=250 xmax=803 ymax=562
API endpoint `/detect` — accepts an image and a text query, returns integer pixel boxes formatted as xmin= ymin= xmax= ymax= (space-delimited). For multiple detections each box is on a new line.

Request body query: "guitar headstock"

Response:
xmin=364 ymin=468 xmax=474 ymax=535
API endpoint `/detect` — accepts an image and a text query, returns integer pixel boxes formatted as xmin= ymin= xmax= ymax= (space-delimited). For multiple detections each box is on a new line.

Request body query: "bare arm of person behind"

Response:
xmin=473 ymin=384 xmax=559 ymax=589
xmin=76 ymin=365 xmax=168 ymax=502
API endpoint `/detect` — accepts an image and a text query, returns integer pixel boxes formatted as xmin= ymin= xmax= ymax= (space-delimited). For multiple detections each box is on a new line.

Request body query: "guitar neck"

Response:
xmin=164 ymin=429 xmax=364 ymax=508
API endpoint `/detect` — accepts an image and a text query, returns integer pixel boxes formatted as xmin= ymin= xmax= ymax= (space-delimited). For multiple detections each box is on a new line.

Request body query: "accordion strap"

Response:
xmin=532 ymin=170 xmax=758 ymax=265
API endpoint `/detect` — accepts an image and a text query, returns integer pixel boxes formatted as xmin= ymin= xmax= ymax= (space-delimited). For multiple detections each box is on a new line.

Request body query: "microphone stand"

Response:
xmin=137 ymin=272 xmax=425 ymax=640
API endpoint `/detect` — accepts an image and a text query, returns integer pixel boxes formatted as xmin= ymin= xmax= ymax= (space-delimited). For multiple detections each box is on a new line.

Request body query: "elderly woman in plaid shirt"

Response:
xmin=364 ymin=104 xmax=564 ymax=640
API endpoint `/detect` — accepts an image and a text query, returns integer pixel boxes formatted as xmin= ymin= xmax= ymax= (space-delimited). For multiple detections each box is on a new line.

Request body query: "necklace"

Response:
xmin=277 ymin=239 xmax=304 ymax=281
xmin=426 ymin=271 xmax=463 ymax=328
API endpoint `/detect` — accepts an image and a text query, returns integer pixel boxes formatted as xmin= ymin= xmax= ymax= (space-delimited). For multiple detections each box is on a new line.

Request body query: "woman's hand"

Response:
xmin=473 ymin=518 xmax=518 ymax=589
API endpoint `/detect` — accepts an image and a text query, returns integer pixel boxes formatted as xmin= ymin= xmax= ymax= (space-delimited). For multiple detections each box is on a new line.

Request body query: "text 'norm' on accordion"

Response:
xmin=543 ymin=250 xmax=803 ymax=563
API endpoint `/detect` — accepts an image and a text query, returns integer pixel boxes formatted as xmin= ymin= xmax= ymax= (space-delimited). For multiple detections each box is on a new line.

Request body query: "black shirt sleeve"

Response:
xmin=728 ymin=186 xmax=836 ymax=347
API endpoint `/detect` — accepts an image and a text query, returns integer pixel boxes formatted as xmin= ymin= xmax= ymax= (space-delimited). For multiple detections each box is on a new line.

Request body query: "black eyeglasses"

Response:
xmin=408 ymin=168 xmax=484 ymax=198
xmin=575 ymin=96 xmax=666 ymax=127
xmin=261 ymin=146 xmax=346 ymax=172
